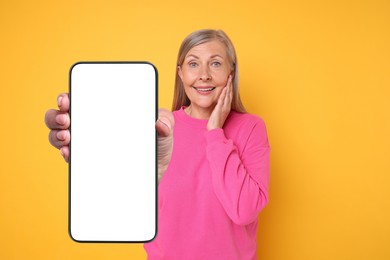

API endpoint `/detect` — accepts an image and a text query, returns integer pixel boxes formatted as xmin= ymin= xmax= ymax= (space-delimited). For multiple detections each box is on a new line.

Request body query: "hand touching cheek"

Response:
xmin=207 ymin=75 xmax=233 ymax=130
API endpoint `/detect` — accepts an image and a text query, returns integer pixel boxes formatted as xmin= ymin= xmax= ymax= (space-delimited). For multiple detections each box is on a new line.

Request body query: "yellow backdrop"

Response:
xmin=1 ymin=0 xmax=389 ymax=259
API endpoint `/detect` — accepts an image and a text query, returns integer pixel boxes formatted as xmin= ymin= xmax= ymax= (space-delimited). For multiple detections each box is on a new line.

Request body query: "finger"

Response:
xmin=219 ymin=75 xmax=232 ymax=106
xmin=60 ymin=146 xmax=69 ymax=163
xmin=218 ymin=85 xmax=228 ymax=108
xmin=45 ymin=109 xmax=70 ymax=130
xmin=156 ymin=108 xmax=175 ymax=137
xmin=158 ymin=108 xmax=175 ymax=128
xmin=227 ymin=79 xmax=233 ymax=106
xmin=224 ymin=75 xmax=233 ymax=103
xmin=229 ymin=81 xmax=233 ymax=100
xmin=225 ymin=74 xmax=232 ymax=88
xmin=49 ymin=130 xmax=70 ymax=149
xmin=57 ymin=93 xmax=70 ymax=112
xmin=156 ymin=117 xmax=171 ymax=137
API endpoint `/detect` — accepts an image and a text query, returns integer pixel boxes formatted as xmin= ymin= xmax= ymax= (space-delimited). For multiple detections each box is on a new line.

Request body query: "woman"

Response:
xmin=45 ymin=29 xmax=270 ymax=259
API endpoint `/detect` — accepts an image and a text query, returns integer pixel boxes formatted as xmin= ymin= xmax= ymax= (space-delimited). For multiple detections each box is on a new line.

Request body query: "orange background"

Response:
xmin=1 ymin=0 xmax=389 ymax=259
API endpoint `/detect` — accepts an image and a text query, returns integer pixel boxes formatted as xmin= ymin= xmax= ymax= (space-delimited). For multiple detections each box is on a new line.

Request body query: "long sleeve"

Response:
xmin=205 ymin=118 xmax=270 ymax=226
xmin=146 ymin=108 xmax=268 ymax=259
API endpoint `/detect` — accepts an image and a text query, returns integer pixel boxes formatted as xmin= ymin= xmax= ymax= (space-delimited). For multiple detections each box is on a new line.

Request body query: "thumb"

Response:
xmin=156 ymin=117 xmax=171 ymax=137
xmin=156 ymin=108 xmax=175 ymax=137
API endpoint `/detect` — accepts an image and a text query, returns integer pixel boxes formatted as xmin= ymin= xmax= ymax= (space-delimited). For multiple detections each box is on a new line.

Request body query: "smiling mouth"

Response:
xmin=192 ymin=87 xmax=216 ymax=93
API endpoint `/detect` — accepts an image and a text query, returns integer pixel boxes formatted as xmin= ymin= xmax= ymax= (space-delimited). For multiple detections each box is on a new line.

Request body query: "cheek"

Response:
xmin=181 ymin=71 xmax=198 ymax=86
xmin=211 ymin=69 xmax=230 ymax=83
xmin=214 ymin=86 xmax=225 ymax=96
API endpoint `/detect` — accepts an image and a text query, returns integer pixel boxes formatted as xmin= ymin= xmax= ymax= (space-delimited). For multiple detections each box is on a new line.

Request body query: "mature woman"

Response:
xmin=45 ymin=29 xmax=270 ymax=259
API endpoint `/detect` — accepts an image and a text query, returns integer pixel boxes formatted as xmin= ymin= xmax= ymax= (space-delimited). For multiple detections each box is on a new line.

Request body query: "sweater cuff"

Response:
xmin=205 ymin=128 xmax=228 ymax=144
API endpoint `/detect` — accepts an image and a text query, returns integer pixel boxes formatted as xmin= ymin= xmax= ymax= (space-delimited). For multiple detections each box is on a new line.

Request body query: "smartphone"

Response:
xmin=69 ymin=62 xmax=157 ymax=242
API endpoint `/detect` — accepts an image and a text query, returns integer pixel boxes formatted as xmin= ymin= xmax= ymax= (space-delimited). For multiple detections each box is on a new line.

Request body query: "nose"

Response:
xmin=199 ymin=66 xmax=211 ymax=81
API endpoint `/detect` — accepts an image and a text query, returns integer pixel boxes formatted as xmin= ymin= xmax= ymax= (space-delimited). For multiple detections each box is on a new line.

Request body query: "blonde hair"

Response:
xmin=172 ymin=29 xmax=246 ymax=113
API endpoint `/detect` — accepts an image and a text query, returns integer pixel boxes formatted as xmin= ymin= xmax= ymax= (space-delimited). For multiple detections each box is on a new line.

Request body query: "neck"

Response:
xmin=185 ymin=104 xmax=214 ymax=120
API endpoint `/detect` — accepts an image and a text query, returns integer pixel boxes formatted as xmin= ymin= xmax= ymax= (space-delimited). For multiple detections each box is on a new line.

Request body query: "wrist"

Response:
xmin=207 ymin=121 xmax=222 ymax=131
xmin=205 ymin=128 xmax=226 ymax=143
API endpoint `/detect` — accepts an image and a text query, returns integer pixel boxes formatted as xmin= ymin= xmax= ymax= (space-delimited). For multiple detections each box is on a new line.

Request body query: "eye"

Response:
xmin=211 ymin=61 xmax=221 ymax=67
xmin=188 ymin=61 xmax=198 ymax=68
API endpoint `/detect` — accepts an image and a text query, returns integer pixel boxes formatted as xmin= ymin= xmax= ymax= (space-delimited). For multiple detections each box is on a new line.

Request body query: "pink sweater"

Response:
xmin=144 ymin=107 xmax=270 ymax=259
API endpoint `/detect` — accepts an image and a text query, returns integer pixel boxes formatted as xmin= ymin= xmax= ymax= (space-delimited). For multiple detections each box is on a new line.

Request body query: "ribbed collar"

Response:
xmin=175 ymin=106 xmax=209 ymax=129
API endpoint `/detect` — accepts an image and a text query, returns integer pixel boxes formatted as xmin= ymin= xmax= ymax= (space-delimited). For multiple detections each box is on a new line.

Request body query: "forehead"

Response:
xmin=186 ymin=40 xmax=227 ymax=58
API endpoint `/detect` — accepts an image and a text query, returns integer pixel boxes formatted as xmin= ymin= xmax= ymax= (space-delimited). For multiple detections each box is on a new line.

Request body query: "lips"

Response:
xmin=192 ymin=86 xmax=216 ymax=93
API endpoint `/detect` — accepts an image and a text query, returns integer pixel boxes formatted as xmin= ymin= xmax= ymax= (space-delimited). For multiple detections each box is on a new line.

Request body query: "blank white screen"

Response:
xmin=70 ymin=62 xmax=156 ymax=242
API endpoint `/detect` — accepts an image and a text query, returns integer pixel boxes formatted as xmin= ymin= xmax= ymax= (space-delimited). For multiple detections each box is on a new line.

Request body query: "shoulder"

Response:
xmin=226 ymin=111 xmax=270 ymax=149
xmin=226 ymin=110 xmax=267 ymax=130
xmin=172 ymin=107 xmax=184 ymax=122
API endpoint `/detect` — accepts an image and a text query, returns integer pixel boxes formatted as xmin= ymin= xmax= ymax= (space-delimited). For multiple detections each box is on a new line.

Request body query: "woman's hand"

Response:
xmin=156 ymin=109 xmax=175 ymax=183
xmin=45 ymin=93 xmax=71 ymax=162
xmin=207 ymin=75 xmax=233 ymax=131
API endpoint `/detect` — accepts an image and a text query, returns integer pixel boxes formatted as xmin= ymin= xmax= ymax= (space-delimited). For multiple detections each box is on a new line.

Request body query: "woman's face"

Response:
xmin=178 ymin=40 xmax=232 ymax=114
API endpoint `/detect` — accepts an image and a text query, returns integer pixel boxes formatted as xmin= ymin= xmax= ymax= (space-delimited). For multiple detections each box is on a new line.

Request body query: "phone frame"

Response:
xmin=68 ymin=61 xmax=158 ymax=243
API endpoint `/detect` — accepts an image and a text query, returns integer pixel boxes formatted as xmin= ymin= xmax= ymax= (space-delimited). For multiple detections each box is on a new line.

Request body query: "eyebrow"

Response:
xmin=185 ymin=54 xmax=224 ymax=59
xmin=186 ymin=54 xmax=199 ymax=59
xmin=210 ymin=54 xmax=223 ymax=59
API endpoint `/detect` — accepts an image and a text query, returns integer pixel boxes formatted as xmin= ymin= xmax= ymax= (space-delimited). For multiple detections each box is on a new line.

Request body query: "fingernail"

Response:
xmin=56 ymin=114 xmax=66 ymax=125
xmin=58 ymin=95 xmax=63 ymax=107
xmin=60 ymin=147 xmax=64 ymax=157
xmin=56 ymin=130 xmax=68 ymax=141
xmin=57 ymin=131 xmax=64 ymax=140
xmin=158 ymin=118 xmax=171 ymax=130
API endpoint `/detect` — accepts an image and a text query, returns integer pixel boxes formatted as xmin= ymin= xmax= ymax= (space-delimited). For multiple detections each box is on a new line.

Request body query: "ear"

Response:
xmin=230 ymin=63 xmax=236 ymax=78
xmin=229 ymin=70 xmax=234 ymax=80
xmin=229 ymin=68 xmax=236 ymax=78
xmin=178 ymin=66 xmax=184 ymax=81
